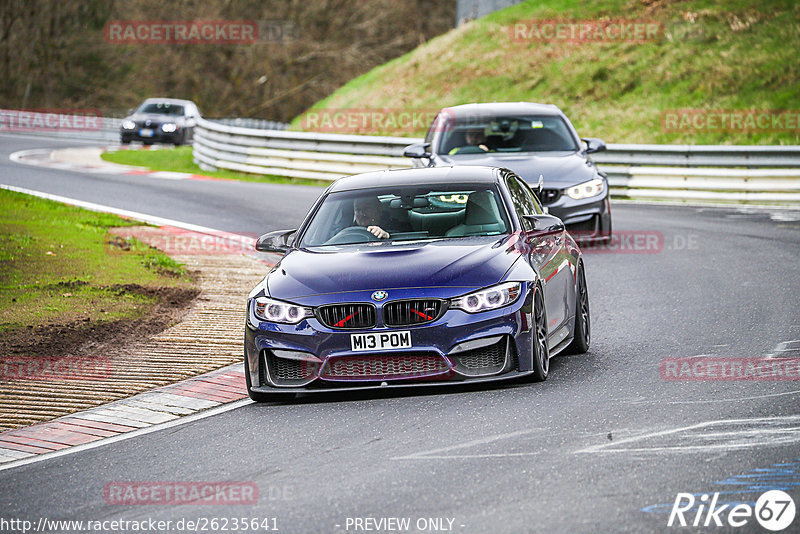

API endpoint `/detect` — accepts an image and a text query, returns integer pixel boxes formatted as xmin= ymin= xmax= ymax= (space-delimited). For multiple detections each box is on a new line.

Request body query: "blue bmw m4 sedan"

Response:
xmin=244 ymin=166 xmax=590 ymax=401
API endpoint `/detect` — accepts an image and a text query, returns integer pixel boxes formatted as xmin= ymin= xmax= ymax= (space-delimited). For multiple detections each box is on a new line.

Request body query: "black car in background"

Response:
xmin=120 ymin=98 xmax=200 ymax=146
xmin=405 ymin=102 xmax=611 ymax=242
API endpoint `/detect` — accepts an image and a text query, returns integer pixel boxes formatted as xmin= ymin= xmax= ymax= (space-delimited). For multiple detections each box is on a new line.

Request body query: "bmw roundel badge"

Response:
xmin=371 ymin=291 xmax=388 ymax=302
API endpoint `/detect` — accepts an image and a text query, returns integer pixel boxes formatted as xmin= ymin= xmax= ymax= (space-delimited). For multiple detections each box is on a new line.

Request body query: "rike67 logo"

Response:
xmin=668 ymin=490 xmax=796 ymax=530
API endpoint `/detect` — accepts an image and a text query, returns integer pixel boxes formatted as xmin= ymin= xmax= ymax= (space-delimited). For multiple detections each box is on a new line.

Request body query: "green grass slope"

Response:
xmin=294 ymin=0 xmax=799 ymax=144
xmin=0 ymin=189 xmax=192 ymax=332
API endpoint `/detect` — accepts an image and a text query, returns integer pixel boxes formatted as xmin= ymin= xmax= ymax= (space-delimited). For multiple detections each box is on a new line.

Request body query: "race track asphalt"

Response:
xmin=1 ymin=133 xmax=799 ymax=533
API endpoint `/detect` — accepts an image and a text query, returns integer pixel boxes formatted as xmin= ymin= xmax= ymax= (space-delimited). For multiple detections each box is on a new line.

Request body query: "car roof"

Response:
xmin=328 ymin=166 xmax=503 ymax=192
xmin=442 ymin=102 xmax=563 ymax=118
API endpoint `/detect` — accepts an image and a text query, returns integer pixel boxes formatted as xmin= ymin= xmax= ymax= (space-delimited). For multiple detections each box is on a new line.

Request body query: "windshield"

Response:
xmin=138 ymin=103 xmax=185 ymax=115
xmin=300 ymin=183 xmax=510 ymax=247
xmin=437 ymin=115 xmax=578 ymax=154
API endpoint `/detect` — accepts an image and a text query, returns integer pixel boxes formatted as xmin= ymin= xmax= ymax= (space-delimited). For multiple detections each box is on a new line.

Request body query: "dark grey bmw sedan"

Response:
xmin=120 ymin=97 xmax=200 ymax=146
xmin=405 ymin=102 xmax=611 ymax=242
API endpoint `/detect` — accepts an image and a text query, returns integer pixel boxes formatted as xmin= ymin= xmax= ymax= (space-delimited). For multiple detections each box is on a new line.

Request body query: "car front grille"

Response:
xmin=320 ymin=353 xmax=449 ymax=380
xmin=136 ymin=120 xmax=160 ymax=129
xmin=316 ymin=303 xmax=376 ymax=329
xmin=452 ymin=338 xmax=509 ymax=377
xmin=264 ymin=351 xmax=318 ymax=386
xmin=383 ymin=299 xmax=444 ymax=326
xmin=539 ymin=189 xmax=561 ymax=205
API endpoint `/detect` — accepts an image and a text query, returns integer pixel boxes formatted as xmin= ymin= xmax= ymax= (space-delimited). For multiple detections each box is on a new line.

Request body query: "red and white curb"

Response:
xmin=0 ymin=363 xmax=249 ymax=467
xmin=0 ymin=186 xmax=277 ymax=471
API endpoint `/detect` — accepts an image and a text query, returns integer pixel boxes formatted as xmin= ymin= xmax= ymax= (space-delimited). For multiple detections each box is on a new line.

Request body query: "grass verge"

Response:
xmin=101 ymin=146 xmax=329 ymax=186
xmin=0 ymin=188 xmax=194 ymax=333
xmin=293 ymin=0 xmax=800 ymax=145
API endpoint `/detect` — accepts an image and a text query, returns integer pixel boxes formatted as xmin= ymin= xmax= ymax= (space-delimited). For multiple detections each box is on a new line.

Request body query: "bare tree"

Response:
xmin=0 ymin=0 xmax=455 ymax=120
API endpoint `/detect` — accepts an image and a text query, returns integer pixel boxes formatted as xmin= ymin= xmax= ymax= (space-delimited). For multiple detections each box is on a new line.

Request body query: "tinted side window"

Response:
xmin=506 ymin=175 xmax=537 ymax=231
xmin=518 ymin=178 xmax=545 ymax=215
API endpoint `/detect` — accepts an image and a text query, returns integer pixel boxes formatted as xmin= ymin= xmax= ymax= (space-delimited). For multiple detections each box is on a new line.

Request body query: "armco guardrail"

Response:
xmin=591 ymin=144 xmax=800 ymax=168
xmin=187 ymin=117 xmax=799 ymax=204
xmin=192 ymin=117 xmax=412 ymax=181
xmin=211 ymin=117 xmax=289 ymax=131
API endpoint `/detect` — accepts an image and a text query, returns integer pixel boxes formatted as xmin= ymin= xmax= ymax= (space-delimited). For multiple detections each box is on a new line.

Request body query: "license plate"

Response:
xmin=139 ymin=128 xmax=154 ymax=137
xmin=351 ymin=331 xmax=411 ymax=351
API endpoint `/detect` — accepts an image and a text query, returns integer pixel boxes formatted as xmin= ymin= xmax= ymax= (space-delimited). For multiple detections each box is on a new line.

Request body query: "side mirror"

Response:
xmin=127 ymin=108 xmax=135 ymax=115
xmin=256 ymin=229 xmax=296 ymax=254
xmin=523 ymin=214 xmax=565 ymax=236
xmin=403 ymin=142 xmax=431 ymax=159
xmin=582 ymin=137 xmax=607 ymax=154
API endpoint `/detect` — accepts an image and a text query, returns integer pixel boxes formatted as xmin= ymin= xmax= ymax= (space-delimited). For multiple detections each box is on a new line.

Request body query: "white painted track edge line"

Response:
xmin=0 ymin=398 xmax=253 ymax=472
xmin=0 ymin=184 xmax=254 ymax=242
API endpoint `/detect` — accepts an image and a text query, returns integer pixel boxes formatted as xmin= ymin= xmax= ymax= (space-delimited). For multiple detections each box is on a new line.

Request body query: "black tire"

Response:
xmin=529 ymin=286 xmax=550 ymax=382
xmin=565 ymin=262 xmax=590 ymax=354
xmin=244 ymin=352 xmax=293 ymax=402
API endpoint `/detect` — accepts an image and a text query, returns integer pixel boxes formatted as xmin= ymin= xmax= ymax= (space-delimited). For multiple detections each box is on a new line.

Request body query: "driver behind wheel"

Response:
xmin=449 ymin=128 xmax=491 ymax=155
xmin=353 ymin=196 xmax=395 ymax=239
xmin=353 ymin=197 xmax=389 ymax=239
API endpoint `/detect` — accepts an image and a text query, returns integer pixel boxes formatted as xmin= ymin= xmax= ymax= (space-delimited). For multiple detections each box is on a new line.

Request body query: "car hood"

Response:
xmin=439 ymin=152 xmax=597 ymax=187
xmin=266 ymin=237 xmax=519 ymax=301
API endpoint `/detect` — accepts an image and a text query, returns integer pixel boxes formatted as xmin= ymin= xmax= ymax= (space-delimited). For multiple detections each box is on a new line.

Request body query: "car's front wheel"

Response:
xmin=529 ymin=286 xmax=550 ymax=381
xmin=565 ymin=262 xmax=590 ymax=354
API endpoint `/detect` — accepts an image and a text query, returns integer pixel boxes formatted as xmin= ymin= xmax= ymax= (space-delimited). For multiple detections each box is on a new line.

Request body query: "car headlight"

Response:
xmin=566 ymin=178 xmax=604 ymax=200
xmin=451 ymin=282 xmax=522 ymax=313
xmin=253 ymin=296 xmax=312 ymax=324
xmin=121 ymin=120 xmax=136 ymax=130
xmin=161 ymin=123 xmax=178 ymax=133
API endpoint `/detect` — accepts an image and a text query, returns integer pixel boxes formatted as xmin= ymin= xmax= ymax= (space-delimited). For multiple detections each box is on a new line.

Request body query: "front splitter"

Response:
xmin=250 ymin=370 xmax=535 ymax=394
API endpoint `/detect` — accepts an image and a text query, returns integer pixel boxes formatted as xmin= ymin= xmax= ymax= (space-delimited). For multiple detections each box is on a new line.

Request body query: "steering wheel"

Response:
xmin=325 ymin=226 xmax=380 ymax=245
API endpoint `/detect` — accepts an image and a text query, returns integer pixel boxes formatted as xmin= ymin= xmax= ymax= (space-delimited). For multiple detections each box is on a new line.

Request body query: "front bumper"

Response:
xmin=244 ymin=287 xmax=536 ymax=393
xmin=120 ymin=128 xmax=183 ymax=144
xmin=544 ymin=192 xmax=611 ymax=242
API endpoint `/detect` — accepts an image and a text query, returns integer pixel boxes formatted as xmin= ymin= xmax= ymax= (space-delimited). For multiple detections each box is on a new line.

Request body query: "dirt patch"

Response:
xmin=0 ymin=285 xmax=199 ymax=359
